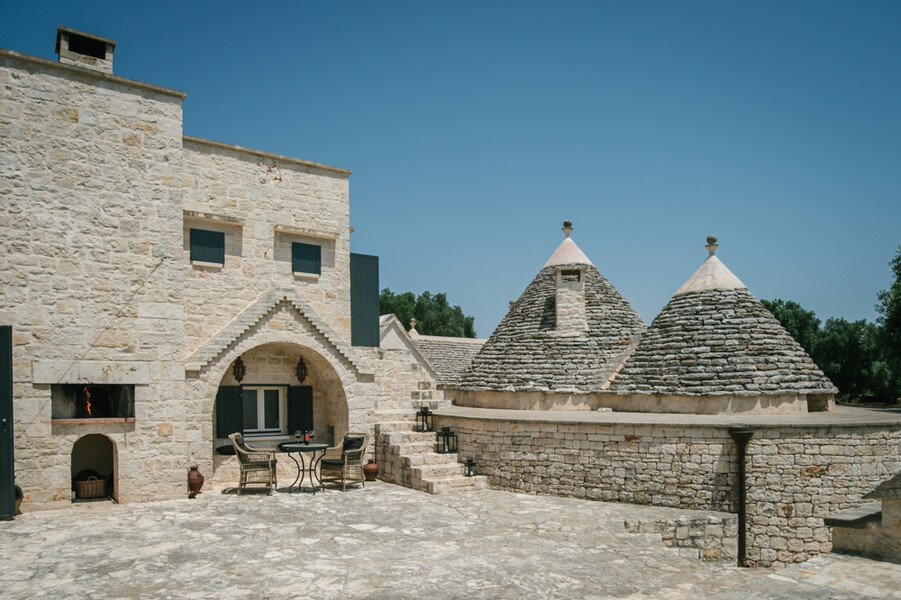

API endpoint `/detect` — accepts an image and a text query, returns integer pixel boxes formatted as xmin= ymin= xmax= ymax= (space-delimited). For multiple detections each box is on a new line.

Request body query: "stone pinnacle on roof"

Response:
xmin=674 ymin=235 xmax=746 ymax=295
xmin=543 ymin=220 xmax=594 ymax=268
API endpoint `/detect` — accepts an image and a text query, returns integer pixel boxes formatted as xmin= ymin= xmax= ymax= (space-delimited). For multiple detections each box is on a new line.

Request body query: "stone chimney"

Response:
xmin=56 ymin=26 xmax=116 ymax=74
xmin=554 ymin=221 xmax=588 ymax=336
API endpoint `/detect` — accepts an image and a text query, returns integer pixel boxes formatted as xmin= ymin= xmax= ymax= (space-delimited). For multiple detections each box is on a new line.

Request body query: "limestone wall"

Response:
xmin=189 ymin=300 xmax=376 ymax=485
xmin=0 ymin=51 xmax=187 ymax=510
xmin=437 ymin=413 xmax=901 ymax=569
xmin=359 ymin=322 xmax=442 ymax=418
xmin=181 ymin=139 xmax=351 ymax=354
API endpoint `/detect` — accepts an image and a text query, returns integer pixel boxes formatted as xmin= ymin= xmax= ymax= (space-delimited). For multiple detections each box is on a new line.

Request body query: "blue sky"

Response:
xmin=3 ymin=1 xmax=899 ymax=337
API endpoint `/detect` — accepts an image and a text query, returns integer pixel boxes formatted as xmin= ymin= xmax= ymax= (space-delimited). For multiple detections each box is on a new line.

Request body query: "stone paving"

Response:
xmin=1 ymin=482 xmax=899 ymax=599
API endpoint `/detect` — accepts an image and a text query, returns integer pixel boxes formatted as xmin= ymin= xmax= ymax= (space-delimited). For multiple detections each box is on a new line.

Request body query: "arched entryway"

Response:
xmin=71 ymin=434 xmax=117 ymax=502
xmin=212 ymin=342 xmax=349 ymax=453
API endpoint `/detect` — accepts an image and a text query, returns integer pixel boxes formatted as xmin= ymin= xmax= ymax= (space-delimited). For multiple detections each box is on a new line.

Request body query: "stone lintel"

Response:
xmin=32 ymin=360 xmax=151 ymax=384
xmin=274 ymin=225 xmax=340 ymax=241
xmin=183 ymin=210 xmax=244 ymax=226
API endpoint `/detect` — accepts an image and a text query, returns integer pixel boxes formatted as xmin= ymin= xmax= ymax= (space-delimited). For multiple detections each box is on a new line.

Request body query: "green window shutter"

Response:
xmin=350 ymin=252 xmax=379 ymax=347
xmin=190 ymin=229 xmax=225 ymax=264
xmin=215 ymin=386 xmax=243 ymax=437
xmin=287 ymin=386 xmax=313 ymax=433
xmin=292 ymin=243 xmax=321 ymax=275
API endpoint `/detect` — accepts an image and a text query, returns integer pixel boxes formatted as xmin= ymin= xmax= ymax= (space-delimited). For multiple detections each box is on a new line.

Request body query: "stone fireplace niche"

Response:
xmin=71 ymin=434 xmax=117 ymax=503
xmin=52 ymin=384 xmax=135 ymax=422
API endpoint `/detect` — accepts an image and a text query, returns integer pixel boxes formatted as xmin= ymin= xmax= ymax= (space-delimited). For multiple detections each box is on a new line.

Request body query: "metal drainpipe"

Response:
xmin=729 ymin=426 xmax=754 ymax=567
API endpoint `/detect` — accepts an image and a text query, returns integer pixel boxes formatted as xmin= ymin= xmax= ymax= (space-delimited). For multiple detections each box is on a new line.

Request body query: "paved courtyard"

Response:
xmin=1 ymin=482 xmax=899 ymax=600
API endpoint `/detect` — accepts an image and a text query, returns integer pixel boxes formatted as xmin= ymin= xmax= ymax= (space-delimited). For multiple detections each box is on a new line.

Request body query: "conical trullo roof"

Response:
xmin=612 ymin=236 xmax=837 ymax=398
xmin=457 ymin=221 xmax=646 ymax=392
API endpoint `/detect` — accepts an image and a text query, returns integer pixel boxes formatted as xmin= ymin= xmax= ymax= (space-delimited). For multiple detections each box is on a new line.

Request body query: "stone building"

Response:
xmin=454 ymin=220 xmax=646 ymax=410
xmin=610 ymin=235 xmax=836 ymax=414
xmin=0 ymin=28 xmax=436 ymax=511
xmin=4 ymin=26 xmax=901 ymax=572
xmin=433 ymin=224 xmax=901 ymax=568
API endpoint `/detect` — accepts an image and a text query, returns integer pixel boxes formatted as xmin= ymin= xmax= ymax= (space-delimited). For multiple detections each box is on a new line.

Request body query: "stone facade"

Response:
xmin=182 ymin=136 xmax=353 ymax=352
xmin=435 ymin=410 xmax=901 ymax=568
xmin=1 ymin=32 xmax=435 ymax=510
xmin=0 ymin=46 xmax=187 ymax=508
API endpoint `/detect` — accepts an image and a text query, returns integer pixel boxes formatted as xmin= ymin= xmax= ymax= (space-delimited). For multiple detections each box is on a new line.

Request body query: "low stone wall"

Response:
xmin=435 ymin=408 xmax=901 ymax=569
xmin=826 ymin=500 xmax=901 ymax=564
xmin=624 ymin=513 xmax=738 ymax=562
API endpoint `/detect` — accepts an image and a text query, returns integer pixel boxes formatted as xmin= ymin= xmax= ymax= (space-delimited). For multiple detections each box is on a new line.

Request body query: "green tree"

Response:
xmin=877 ymin=247 xmax=901 ymax=366
xmin=875 ymin=246 xmax=901 ymax=402
xmin=760 ymin=298 xmax=821 ymax=355
xmin=380 ymin=288 xmax=476 ymax=338
xmin=815 ymin=318 xmax=881 ymax=401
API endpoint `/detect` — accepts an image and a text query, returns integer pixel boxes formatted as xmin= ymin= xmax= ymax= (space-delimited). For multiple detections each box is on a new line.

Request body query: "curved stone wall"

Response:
xmin=435 ymin=407 xmax=901 ymax=569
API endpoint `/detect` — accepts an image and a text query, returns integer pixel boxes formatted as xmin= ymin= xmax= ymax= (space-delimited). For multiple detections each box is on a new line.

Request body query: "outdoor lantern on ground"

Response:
xmin=437 ymin=427 xmax=458 ymax=454
xmin=416 ymin=406 xmax=433 ymax=432
xmin=465 ymin=459 xmax=476 ymax=477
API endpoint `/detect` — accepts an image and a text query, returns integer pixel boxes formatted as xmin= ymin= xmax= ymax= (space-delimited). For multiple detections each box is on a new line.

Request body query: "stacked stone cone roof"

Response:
xmin=460 ymin=226 xmax=836 ymax=400
xmin=458 ymin=222 xmax=646 ymax=392
xmin=612 ymin=237 xmax=836 ymax=397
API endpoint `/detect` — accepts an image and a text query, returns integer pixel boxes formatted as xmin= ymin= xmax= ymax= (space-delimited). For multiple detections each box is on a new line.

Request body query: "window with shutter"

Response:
xmin=292 ymin=242 xmax=321 ymax=275
xmin=215 ymin=386 xmax=243 ymax=437
xmin=190 ymin=228 xmax=225 ymax=265
xmin=287 ymin=386 xmax=313 ymax=434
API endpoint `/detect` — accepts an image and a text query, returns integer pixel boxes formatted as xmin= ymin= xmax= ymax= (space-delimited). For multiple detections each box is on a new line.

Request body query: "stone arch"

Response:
xmin=70 ymin=434 xmax=117 ymax=502
xmin=211 ymin=342 xmax=350 ymax=446
xmin=186 ymin=299 xmax=375 ymax=482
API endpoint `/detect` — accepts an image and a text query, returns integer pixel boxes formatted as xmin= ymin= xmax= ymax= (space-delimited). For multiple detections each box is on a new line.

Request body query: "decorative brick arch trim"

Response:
xmin=185 ymin=288 xmax=372 ymax=376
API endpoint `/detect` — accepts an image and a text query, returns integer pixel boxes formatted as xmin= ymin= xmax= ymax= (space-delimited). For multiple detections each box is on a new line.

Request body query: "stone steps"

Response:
xmin=392 ymin=440 xmax=439 ymax=455
xmin=384 ymin=430 xmax=437 ymax=443
xmin=404 ymin=452 xmax=459 ymax=467
xmin=412 ymin=462 xmax=467 ymax=480
xmin=371 ymin=419 xmax=416 ymax=433
xmin=426 ymin=475 xmax=489 ymax=495
xmin=372 ymin=412 xmax=418 ymax=427
xmin=375 ymin=419 xmax=487 ymax=495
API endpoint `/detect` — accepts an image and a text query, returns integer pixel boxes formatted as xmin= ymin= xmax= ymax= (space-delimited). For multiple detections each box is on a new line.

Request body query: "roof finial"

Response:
xmin=562 ymin=220 xmax=573 ymax=238
xmin=705 ymin=235 xmax=719 ymax=257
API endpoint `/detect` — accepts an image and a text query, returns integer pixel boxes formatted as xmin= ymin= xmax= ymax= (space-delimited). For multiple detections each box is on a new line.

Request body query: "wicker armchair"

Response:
xmin=319 ymin=432 xmax=369 ymax=491
xmin=228 ymin=432 xmax=278 ymax=494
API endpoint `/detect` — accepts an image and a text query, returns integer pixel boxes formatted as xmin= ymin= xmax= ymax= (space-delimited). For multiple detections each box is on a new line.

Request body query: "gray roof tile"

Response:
xmin=611 ymin=288 xmax=836 ymax=396
xmin=413 ymin=336 xmax=486 ymax=386
xmin=457 ymin=263 xmax=646 ymax=392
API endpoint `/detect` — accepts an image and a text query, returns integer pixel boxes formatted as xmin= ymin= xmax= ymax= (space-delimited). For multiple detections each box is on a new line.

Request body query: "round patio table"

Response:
xmin=279 ymin=443 xmax=328 ymax=493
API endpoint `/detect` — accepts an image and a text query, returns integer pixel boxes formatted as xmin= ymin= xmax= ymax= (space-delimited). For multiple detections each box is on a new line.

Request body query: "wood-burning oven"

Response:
xmin=51 ymin=384 xmax=134 ymax=421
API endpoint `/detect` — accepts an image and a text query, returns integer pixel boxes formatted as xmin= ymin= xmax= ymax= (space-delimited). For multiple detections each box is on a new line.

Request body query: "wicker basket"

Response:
xmin=74 ymin=475 xmax=106 ymax=499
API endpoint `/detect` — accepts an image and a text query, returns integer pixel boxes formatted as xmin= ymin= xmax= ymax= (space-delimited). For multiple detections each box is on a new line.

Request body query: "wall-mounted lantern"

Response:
xmin=437 ymin=427 xmax=458 ymax=454
xmin=295 ymin=357 xmax=307 ymax=384
xmin=233 ymin=356 xmax=246 ymax=383
xmin=416 ymin=406 xmax=433 ymax=432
